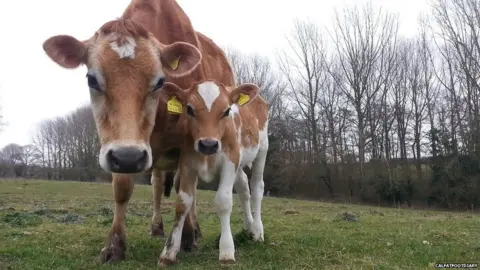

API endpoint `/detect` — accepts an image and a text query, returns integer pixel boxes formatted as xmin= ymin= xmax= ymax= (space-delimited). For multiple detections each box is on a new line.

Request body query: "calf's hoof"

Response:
xmin=150 ymin=223 xmax=165 ymax=238
xmin=195 ymin=220 xmax=203 ymax=239
xmin=181 ymin=230 xmax=198 ymax=252
xmin=219 ymin=259 xmax=236 ymax=266
xmin=99 ymin=232 xmax=126 ymax=263
xmin=158 ymin=257 xmax=177 ymax=267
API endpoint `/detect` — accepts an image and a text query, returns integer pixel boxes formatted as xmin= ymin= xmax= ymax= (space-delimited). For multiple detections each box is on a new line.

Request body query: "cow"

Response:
xmin=156 ymin=80 xmax=269 ymax=266
xmin=41 ymin=0 xmax=235 ymax=264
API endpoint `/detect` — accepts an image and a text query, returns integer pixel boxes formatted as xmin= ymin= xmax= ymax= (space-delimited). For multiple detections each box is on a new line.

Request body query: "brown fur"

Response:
xmin=157 ymin=80 xmax=268 ymax=265
xmin=42 ymin=0 xmax=236 ymax=265
xmin=160 ymin=81 xmax=268 ymax=166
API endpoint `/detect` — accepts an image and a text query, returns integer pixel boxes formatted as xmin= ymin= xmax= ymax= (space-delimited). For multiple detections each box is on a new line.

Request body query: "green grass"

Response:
xmin=0 ymin=179 xmax=478 ymax=269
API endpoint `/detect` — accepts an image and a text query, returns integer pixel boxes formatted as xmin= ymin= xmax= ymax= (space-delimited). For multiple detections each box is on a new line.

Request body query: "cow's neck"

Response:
xmin=122 ymin=0 xmax=200 ymax=46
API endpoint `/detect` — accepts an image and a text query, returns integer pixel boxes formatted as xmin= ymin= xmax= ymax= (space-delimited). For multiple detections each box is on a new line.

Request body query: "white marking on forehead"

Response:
xmin=198 ymin=81 xmax=220 ymax=111
xmin=110 ymin=36 xmax=136 ymax=59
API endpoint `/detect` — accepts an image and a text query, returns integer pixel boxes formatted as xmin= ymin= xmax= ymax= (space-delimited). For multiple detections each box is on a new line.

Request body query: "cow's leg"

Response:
xmin=250 ymin=149 xmax=267 ymax=242
xmin=100 ymin=173 xmax=134 ymax=263
xmin=233 ymin=169 xmax=254 ymax=232
xmin=216 ymin=161 xmax=237 ymax=264
xmin=158 ymin=168 xmax=196 ymax=267
xmin=150 ymin=169 xmax=165 ymax=237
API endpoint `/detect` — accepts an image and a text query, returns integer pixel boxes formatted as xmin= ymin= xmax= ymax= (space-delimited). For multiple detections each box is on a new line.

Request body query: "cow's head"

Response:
xmin=42 ymin=19 xmax=202 ymax=174
xmin=160 ymin=81 xmax=259 ymax=156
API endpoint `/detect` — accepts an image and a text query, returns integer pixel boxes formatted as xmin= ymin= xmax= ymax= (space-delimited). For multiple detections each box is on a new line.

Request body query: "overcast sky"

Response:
xmin=0 ymin=0 xmax=431 ymax=148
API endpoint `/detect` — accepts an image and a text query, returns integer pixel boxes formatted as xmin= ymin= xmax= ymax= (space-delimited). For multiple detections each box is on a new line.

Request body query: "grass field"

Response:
xmin=0 ymin=179 xmax=478 ymax=269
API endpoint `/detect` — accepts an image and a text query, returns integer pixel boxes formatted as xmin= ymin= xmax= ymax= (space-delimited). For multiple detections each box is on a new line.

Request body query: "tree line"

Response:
xmin=1 ymin=0 xmax=480 ymax=210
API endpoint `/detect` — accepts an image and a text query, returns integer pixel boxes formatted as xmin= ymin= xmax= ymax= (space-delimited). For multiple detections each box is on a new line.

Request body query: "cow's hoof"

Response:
xmin=99 ymin=232 xmax=126 ymax=263
xmin=150 ymin=223 xmax=165 ymax=238
xmin=100 ymin=245 xmax=125 ymax=263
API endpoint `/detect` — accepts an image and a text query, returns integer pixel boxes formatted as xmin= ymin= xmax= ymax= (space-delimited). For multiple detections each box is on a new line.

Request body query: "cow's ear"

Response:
xmin=158 ymin=41 xmax=202 ymax=78
xmin=229 ymin=83 xmax=259 ymax=106
xmin=43 ymin=35 xmax=88 ymax=69
xmin=160 ymin=82 xmax=186 ymax=115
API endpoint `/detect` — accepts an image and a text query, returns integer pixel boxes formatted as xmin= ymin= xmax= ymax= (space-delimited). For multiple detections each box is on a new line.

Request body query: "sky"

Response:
xmin=0 ymin=0 xmax=431 ymax=148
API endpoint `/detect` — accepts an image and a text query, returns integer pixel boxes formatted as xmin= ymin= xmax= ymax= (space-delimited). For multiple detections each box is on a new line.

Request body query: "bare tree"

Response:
xmin=330 ymin=3 xmax=399 ymax=186
xmin=432 ymin=0 xmax=480 ymax=154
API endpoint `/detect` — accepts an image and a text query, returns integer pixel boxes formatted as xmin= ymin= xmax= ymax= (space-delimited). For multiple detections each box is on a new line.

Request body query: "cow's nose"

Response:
xmin=197 ymin=139 xmax=219 ymax=155
xmin=106 ymin=147 xmax=148 ymax=173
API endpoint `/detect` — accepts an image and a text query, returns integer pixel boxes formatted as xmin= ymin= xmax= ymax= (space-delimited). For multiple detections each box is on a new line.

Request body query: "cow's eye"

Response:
xmin=153 ymin=77 xmax=165 ymax=91
xmin=222 ymin=108 xmax=231 ymax=118
xmin=187 ymin=105 xmax=195 ymax=117
xmin=86 ymin=74 xmax=101 ymax=92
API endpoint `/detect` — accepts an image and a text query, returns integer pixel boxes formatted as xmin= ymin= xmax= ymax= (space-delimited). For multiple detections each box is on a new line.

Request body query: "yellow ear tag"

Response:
xmin=237 ymin=93 xmax=250 ymax=106
xmin=169 ymin=56 xmax=181 ymax=71
xmin=167 ymin=96 xmax=183 ymax=114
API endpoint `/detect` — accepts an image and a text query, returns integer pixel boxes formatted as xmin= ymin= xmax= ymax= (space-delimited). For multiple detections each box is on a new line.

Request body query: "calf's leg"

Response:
xmin=158 ymin=168 xmax=196 ymax=267
xmin=216 ymin=161 xmax=237 ymax=264
xmin=100 ymin=173 xmax=134 ymax=263
xmin=250 ymin=149 xmax=267 ymax=242
xmin=233 ymin=169 xmax=254 ymax=232
xmin=180 ymin=176 xmax=200 ymax=252
xmin=173 ymin=169 xmax=202 ymax=242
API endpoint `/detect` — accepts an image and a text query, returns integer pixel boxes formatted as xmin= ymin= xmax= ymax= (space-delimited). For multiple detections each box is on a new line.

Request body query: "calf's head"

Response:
xmin=160 ymin=81 xmax=259 ymax=156
xmin=42 ymin=19 xmax=202 ymax=174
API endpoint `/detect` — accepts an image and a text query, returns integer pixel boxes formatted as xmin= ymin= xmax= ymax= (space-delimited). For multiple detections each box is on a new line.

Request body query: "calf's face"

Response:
xmin=42 ymin=19 xmax=202 ymax=174
xmin=160 ymin=81 xmax=259 ymax=156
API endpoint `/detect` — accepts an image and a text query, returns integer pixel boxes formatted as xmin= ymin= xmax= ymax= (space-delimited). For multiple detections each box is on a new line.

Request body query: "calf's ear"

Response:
xmin=229 ymin=83 xmax=260 ymax=106
xmin=160 ymin=82 xmax=187 ymax=115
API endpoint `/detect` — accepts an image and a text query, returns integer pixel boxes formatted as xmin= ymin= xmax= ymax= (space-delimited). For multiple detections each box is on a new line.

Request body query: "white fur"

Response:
xmin=198 ymin=81 xmax=220 ymax=111
xmin=192 ymin=154 xmax=223 ymax=183
xmin=216 ymin=159 xmax=237 ymax=262
xmin=249 ymin=121 xmax=268 ymax=241
xmin=234 ymin=170 xmax=254 ymax=231
xmin=230 ymin=104 xmax=239 ymax=115
xmin=161 ymin=89 xmax=269 ymax=263
xmin=110 ymin=36 xmax=137 ymax=59
xmin=98 ymin=139 xmax=152 ymax=173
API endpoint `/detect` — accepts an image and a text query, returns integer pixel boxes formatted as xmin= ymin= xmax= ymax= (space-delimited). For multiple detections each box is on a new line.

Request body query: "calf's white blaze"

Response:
xmin=197 ymin=81 xmax=220 ymax=111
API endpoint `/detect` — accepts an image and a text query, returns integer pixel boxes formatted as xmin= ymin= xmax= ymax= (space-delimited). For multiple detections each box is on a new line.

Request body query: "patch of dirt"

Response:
xmin=368 ymin=210 xmax=384 ymax=216
xmin=98 ymin=207 xmax=113 ymax=216
xmin=32 ymin=208 xmax=69 ymax=218
xmin=334 ymin=212 xmax=360 ymax=222
xmin=284 ymin=209 xmax=300 ymax=215
xmin=2 ymin=212 xmax=42 ymax=227
xmin=56 ymin=213 xmax=85 ymax=224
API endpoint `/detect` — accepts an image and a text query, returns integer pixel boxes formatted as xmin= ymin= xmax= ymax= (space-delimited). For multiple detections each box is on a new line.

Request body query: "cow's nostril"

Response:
xmin=106 ymin=147 xmax=149 ymax=173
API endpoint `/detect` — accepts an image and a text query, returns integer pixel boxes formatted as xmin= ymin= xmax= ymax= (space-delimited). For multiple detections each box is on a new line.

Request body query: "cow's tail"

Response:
xmin=163 ymin=171 xmax=174 ymax=198
xmin=174 ymin=170 xmax=180 ymax=194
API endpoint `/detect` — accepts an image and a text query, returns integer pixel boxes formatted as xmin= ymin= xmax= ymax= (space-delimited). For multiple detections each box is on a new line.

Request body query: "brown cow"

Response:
xmin=42 ymin=0 xmax=235 ymax=264
xmin=157 ymin=80 xmax=269 ymax=266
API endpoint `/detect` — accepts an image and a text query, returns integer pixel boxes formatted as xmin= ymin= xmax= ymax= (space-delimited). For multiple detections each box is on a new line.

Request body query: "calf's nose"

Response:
xmin=197 ymin=139 xmax=219 ymax=155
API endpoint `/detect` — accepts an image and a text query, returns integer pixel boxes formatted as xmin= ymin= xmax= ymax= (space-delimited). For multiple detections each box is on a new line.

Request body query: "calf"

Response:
xmin=157 ymin=80 xmax=269 ymax=266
